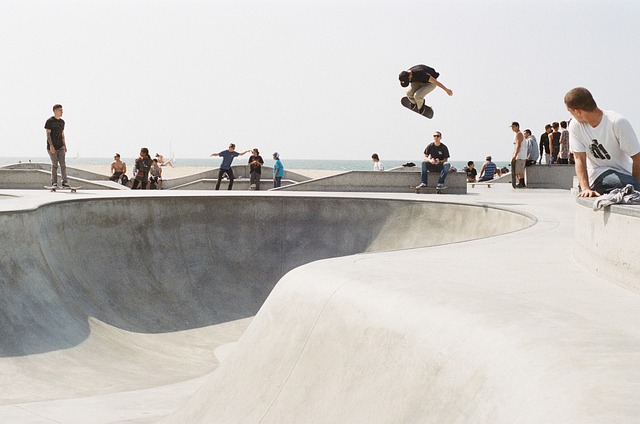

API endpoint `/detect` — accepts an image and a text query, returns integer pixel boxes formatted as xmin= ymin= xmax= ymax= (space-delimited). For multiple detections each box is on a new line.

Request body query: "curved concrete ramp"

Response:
xmin=0 ymin=193 xmax=532 ymax=412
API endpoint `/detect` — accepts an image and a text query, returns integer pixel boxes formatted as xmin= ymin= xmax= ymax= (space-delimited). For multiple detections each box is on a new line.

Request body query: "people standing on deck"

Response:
xmin=524 ymin=129 xmax=539 ymax=166
xmin=549 ymin=122 xmax=561 ymax=164
xmin=45 ymin=104 xmax=69 ymax=188
xmin=511 ymin=122 xmax=527 ymax=188
xmin=210 ymin=143 xmax=251 ymax=190
xmin=539 ymin=124 xmax=552 ymax=165
xmin=272 ymin=152 xmax=285 ymax=188
xmin=248 ymin=148 xmax=264 ymax=190
xmin=558 ymin=121 xmax=570 ymax=164
xmin=372 ymin=153 xmax=384 ymax=171
xmin=132 ymin=148 xmax=153 ymax=189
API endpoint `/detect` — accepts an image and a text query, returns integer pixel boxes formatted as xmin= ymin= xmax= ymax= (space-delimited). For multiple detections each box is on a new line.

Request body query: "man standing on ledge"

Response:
xmin=210 ymin=143 xmax=250 ymax=190
xmin=398 ymin=64 xmax=454 ymax=114
xmin=45 ymin=104 xmax=69 ymax=188
xmin=416 ymin=131 xmax=450 ymax=189
xmin=564 ymin=87 xmax=640 ymax=197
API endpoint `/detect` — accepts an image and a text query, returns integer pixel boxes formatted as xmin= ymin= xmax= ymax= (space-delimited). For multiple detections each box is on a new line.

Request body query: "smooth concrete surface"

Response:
xmin=1 ymin=187 xmax=639 ymax=423
xmin=525 ymin=164 xmax=576 ymax=189
xmin=575 ymin=197 xmax=640 ymax=293
xmin=0 ymin=189 xmax=531 ymax=422
xmin=275 ymin=170 xmax=468 ymax=194
xmin=162 ymin=188 xmax=640 ymax=424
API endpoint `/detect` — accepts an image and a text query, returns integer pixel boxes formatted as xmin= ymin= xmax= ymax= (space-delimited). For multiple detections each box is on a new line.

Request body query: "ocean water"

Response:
xmin=0 ymin=157 xmax=510 ymax=172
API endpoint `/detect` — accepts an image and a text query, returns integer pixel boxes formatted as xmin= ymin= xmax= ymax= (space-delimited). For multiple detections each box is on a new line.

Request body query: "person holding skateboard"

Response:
xmin=45 ymin=104 xmax=69 ymax=188
xmin=416 ymin=131 xmax=451 ymax=190
xmin=210 ymin=143 xmax=250 ymax=190
xmin=399 ymin=64 xmax=454 ymax=116
xmin=564 ymin=87 xmax=640 ymax=197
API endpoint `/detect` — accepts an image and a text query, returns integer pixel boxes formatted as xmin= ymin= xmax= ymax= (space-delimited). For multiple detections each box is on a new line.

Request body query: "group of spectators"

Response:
xmin=109 ymin=149 xmax=166 ymax=189
xmin=210 ymin=144 xmax=284 ymax=190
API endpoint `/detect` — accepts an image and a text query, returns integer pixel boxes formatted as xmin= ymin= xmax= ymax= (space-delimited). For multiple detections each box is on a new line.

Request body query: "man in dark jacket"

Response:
xmin=398 ymin=64 xmax=453 ymax=113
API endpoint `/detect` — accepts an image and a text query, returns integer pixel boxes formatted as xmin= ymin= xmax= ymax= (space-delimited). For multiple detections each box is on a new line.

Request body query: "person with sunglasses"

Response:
xmin=416 ymin=131 xmax=451 ymax=189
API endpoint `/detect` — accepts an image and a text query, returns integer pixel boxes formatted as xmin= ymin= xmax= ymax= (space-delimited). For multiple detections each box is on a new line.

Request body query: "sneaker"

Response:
xmin=62 ymin=182 xmax=70 ymax=189
xmin=436 ymin=183 xmax=445 ymax=189
xmin=516 ymin=183 xmax=526 ymax=188
xmin=416 ymin=182 xmax=427 ymax=189
xmin=51 ymin=183 xmax=58 ymax=188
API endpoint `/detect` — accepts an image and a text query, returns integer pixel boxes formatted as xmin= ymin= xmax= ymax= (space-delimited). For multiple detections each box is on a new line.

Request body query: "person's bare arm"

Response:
xmin=574 ymin=152 xmax=599 ymax=197
xmin=46 ymin=129 xmax=55 ymax=154
xmin=61 ymin=130 xmax=67 ymax=152
xmin=428 ymin=76 xmax=453 ymax=96
xmin=512 ymin=133 xmax=524 ymax=162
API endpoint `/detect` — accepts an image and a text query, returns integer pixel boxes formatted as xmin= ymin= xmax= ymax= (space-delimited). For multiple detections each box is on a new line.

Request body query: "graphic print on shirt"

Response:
xmin=590 ymin=139 xmax=611 ymax=160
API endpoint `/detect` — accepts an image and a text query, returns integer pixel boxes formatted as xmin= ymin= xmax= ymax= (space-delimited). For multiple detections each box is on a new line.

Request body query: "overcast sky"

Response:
xmin=2 ymin=0 xmax=639 ymax=162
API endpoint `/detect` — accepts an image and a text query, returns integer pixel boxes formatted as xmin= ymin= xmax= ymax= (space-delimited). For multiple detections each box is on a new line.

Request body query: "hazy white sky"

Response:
xmin=2 ymin=0 xmax=640 ymax=161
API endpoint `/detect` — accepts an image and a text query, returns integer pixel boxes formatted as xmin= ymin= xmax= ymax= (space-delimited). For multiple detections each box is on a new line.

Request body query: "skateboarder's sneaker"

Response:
xmin=436 ymin=183 xmax=445 ymax=189
xmin=62 ymin=182 xmax=70 ymax=189
xmin=51 ymin=183 xmax=58 ymax=188
xmin=416 ymin=182 xmax=427 ymax=189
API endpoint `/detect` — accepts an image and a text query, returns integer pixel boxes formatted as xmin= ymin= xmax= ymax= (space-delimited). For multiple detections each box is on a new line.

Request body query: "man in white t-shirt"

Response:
xmin=564 ymin=87 xmax=640 ymax=198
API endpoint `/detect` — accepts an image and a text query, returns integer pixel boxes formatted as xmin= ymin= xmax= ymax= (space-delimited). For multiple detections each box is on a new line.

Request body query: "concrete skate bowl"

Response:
xmin=0 ymin=195 xmax=533 ymax=410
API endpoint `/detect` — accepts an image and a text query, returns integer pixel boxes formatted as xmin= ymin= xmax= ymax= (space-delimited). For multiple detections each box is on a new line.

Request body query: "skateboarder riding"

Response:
xmin=399 ymin=64 xmax=454 ymax=114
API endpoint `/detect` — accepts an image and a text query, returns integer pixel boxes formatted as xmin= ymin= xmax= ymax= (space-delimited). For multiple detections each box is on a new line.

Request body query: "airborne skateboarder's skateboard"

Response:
xmin=401 ymin=97 xmax=434 ymax=119
xmin=412 ymin=185 xmax=447 ymax=194
xmin=45 ymin=185 xmax=81 ymax=193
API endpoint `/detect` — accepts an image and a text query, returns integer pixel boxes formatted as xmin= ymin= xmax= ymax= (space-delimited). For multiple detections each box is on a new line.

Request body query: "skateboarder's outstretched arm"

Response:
xmin=428 ymin=76 xmax=453 ymax=97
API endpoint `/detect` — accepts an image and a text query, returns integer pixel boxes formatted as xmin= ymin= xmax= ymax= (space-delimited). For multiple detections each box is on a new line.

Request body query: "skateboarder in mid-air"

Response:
xmin=399 ymin=64 xmax=454 ymax=117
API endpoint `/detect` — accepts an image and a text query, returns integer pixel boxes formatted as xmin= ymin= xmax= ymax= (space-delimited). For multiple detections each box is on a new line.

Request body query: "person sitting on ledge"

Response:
xmin=564 ymin=87 xmax=640 ymax=197
xmin=478 ymin=156 xmax=497 ymax=182
xmin=416 ymin=131 xmax=450 ymax=189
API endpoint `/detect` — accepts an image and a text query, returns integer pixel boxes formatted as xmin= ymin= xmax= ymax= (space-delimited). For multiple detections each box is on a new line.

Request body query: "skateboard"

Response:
xmin=45 ymin=185 xmax=81 ymax=193
xmin=510 ymin=159 xmax=517 ymax=188
xmin=412 ymin=185 xmax=447 ymax=194
xmin=401 ymin=97 xmax=434 ymax=119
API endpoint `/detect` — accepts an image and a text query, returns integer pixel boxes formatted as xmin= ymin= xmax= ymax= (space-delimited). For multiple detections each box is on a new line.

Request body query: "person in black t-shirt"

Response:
xmin=44 ymin=104 xmax=68 ymax=187
xmin=539 ymin=124 xmax=552 ymax=165
xmin=248 ymin=148 xmax=264 ymax=190
xmin=416 ymin=131 xmax=451 ymax=189
xmin=398 ymin=64 xmax=454 ymax=114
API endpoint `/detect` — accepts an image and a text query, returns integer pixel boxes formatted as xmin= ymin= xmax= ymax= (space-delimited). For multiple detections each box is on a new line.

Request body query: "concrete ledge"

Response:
xmin=575 ymin=197 xmax=640 ymax=293
xmin=162 ymin=165 xmax=309 ymax=190
xmin=275 ymin=170 xmax=468 ymax=194
xmin=0 ymin=169 xmax=119 ymax=190
xmin=525 ymin=164 xmax=575 ymax=189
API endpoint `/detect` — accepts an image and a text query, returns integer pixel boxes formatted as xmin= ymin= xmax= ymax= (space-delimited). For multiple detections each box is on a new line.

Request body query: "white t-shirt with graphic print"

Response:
xmin=569 ymin=109 xmax=640 ymax=185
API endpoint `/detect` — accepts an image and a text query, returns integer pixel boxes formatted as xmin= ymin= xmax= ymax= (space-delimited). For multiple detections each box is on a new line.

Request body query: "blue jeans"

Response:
xmin=273 ymin=177 xmax=282 ymax=188
xmin=591 ymin=169 xmax=640 ymax=194
xmin=421 ymin=162 xmax=451 ymax=185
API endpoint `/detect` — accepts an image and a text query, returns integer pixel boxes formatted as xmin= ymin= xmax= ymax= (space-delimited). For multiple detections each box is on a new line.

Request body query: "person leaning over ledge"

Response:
xmin=564 ymin=87 xmax=640 ymax=197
